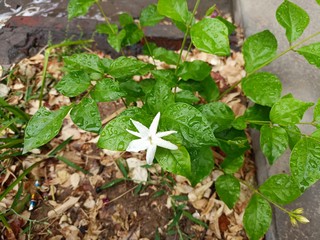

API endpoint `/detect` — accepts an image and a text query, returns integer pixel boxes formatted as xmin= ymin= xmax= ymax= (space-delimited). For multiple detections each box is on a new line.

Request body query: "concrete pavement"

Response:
xmin=234 ymin=0 xmax=320 ymax=239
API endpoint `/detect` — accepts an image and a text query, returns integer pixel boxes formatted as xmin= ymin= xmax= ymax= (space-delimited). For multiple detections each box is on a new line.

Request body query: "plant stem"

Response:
xmin=239 ymin=178 xmax=292 ymax=216
xmin=175 ymin=0 xmax=201 ymax=71
xmin=219 ymin=31 xmax=320 ymax=99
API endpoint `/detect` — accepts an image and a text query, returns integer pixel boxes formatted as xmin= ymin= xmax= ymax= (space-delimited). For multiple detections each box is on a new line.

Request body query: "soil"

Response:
xmin=0 ymin=20 xmax=255 ymax=240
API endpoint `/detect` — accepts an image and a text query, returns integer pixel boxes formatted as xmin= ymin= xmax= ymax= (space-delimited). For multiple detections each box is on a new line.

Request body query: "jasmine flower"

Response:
xmin=126 ymin=112 xmax=178 ymax=164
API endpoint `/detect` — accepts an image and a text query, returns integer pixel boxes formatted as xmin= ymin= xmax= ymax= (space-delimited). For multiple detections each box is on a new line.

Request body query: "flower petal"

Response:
xmin=131 ymin=119 xmax=149 ymax=136
xmin=149 ymin=112 xmax=160 ymax=136
xmin=156 ymin=130 xmax=177 ymax=138
xmin=126 ymin=138 xmax=150 ymax=152
xmin=155 ymin=137 xmax=178 ymax=150
xmin=126 ymin=129 xmax=141 ymax=138
xmin=146 ymin=144 xmax=157 ymax=165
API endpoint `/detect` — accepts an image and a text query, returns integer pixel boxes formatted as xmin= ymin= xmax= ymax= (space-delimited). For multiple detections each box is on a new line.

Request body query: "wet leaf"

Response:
xmin=290 ymin=137 xmax=320 ymax=191
xmin=157 ymin=0 xmax=189 ymax=23
xmin=155 ymin=146 xmax=191 ymax=178
xmin=221 ymin=154 xmax=244 ymax=174
xmin=243 ymin=30 xmax=277 ymax=74
xmin=151 ymin=69 xmax=178 ymax=88
xmin=199 ymin=102 xmax=235 ymax=133
xmin=233 ymin=104 xmax=271 ymax=130
xmin=176 ymin=90 xmax=199 ymax=104
xmin=216 ymin=128 xmax=250 ymax=157
xmin=122 ymin=23 xmax=144 ymax=46
xmin=64 ymin=53 xmax=104 ymax=73
xmin=96 ymin=23 xmax=117 ymax=35
xmin=187 ymin=147 xmax=214 ymax=186
xmin=90 ymin=78 xmax=126 ymax=102
xmin=145 ymin=80 xmax=175 ymax=114
xmin=283 ymin=125 xmax=301 ymax=150
xmin=216 ymin=174 xmax=240 ymax=209
xmin=242 ymin=72 xmax=282 ymax=107
xmin=314 ymin=99 xmax=320 ymax=128
xmin=296 ymin=43 xmax=320 ymax=68
xmin=216 ymin=16 xmax=236 ymax=35
xmin=70 ymin=98 xmax=101 ymax=133
xmin=55 ymin=71 xmax=91 ymax=97
xmin=259 ymin=174 xmax=301 ymax=205
xmin=260 ymin=125 xmax=288 ymax=164
xmin=276 ymin=0 xmax=309 ymax=43
xmin=198 ymin=76 xmax=220 ymax=102
xmin=243 ymin=194 xmax=272 ymax=240
xmin=107 ymin=30 xmax=126 ymax=52
xmin=270 ymin=95 xmax=313 ymax=125
xmin=140 ymin=4 xmax=164 ymax=27
xmin=67 ymin=0 xmax=95 ymax=20
xmin=119 ymin=13 xmax=134 ymax=26
xmin=177 ymin=60 xmax=211 ymax=81
xmin=191 ymin=18 xmax=230 ymax=56
xmin=152 ymin=47 xmax=180 ymax=65
xmin=108 ymin=56 xmax=154 ymax=78
xmin=23 ymin=106 xmax=72 ymax=153
xmin=162 ymin=102 xmax=218 ymax=147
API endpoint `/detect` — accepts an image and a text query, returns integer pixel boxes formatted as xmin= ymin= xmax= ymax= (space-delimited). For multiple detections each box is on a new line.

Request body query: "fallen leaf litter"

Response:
xmin=0 ymin=19 xmax=256 ymax=239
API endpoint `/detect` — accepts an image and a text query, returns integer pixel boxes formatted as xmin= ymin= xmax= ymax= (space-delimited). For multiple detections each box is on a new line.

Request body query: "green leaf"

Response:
xmin=187 ymin=147 xmax=214 ymax=186
xmin=259 ymin=174 xmax=301 ymax=205
xmin=119 ymin=13 xmax=134 ymax=26
xmin=296 ymin=43 xmax=320 ymax=68
xmin=122 ymin=23 xmax=144 ymax=46
xmin=64 ymin=53 xmax=103 ymax=73
xmin=199 ymin=102 xmax=235 ymax=132
xmin=153 ymin=47 xmax=179 ymax=65
xmin=283 ymin=125 xmax=301 ymax=150
xmin=276 ymin=0 xmax=309 ymax=43
xmin=67 ymin=0 xmax=95 ymax=20
xmin=290 ymin=136 xmax=320 ymax=191
xmin=23 ymin=106 xmax=72 ymax=153
xmin=177 ymin=60 xmax=212 ymax=81
xmin=216 ymin=16 xmax=236 ymax=35
xmin=96 ymin=23 xmax=117 ymax=35
xmin=98 ymin=116 xmax=142 ymax=151
xmin=216 ymin=128 xmax=250 ymax=157
xmin=260 ymin=125 xmax=288 ymax=164
xmin=176 ymin=90 xmax=199 ymax=104
xmin=145 ymin=80 xmax=175 ymax=114
xmin=90 ymin=78 xmax=126 ymax=102
xmin=270 ymin=95 xmax=313 ymax=125
xmin=157 ymin=0 xmax=189 ymax=23
xmin=243 ymin=30 xmax=277 ymax=74
xmin=107 ymin=30 xmax=126 ymax=52
xmin=198 ymin=76 xmax=220 ymax=102
xmin=233 ymin=104 xmax=271 ymax=130
xmin=242 ymin=72 xmax=282 ymax=107
xmin=221 ymin=155 xmax=244 ymax=174
xmin=155 ymin=146 xmax=191 ymax=178
xmin=216 ymin=174 xmax=240 ymax=209
xmin=108 ymin=56 xmax=154 ymax=78
xmin=70 ymin=98 xmax=101 ymax=133
xmin=55 ymin=71 xmax=91 ymax=97
xmin=317 ymin=0 xmax=320 ymax=5
xmin=140 ymin=4 xmax=164 ymax=27
xmin=243 ymin=194 xmax=272 ymax=240
xmin=162 ymin=102 xmax=217 ymax=147
xmin=151 ymin=69 xmax=178 ymax=88
xmin=314 ymin=99 xmax=320 ymax=127
xmin=172 ymin=11 xmax=194 ymax=33
xmin=190 ymin=18 xmax=230 ymax=56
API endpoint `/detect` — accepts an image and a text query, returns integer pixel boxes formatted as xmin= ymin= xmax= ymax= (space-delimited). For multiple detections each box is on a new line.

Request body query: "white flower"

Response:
xmin=126 ymin=112 xmax=178 ymax=165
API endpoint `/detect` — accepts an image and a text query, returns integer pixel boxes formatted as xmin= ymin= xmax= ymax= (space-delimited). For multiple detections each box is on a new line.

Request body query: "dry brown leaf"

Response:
xmin=48 ymin=196 xmax=81 ymax=219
